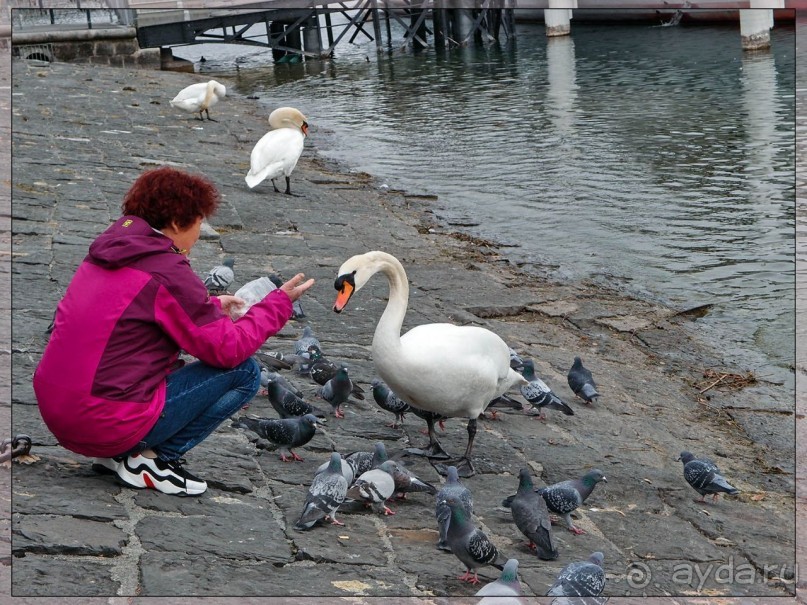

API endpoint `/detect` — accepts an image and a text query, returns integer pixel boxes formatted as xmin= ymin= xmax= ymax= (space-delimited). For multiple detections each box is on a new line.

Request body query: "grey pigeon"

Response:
xmin=314 ymin=454 xmax=355 ymax=487
xmin=203 ymin=258 xmax=235 ymax=294
xmin=372 ymin=378 xmax=411 ymax=428
xmin=385 ymin=459 xmax=437 ymax=499
xmin=344 ymin=442 xmax=388 ymax=480
xmin=231 ymin=413 xmax=318 ymax=462
xmin=255 ymin=350 xmax=293 ymax=371
xmin=483 ymin=393 xmax=525 ymax=420
xmin=317 ymin=366 xmax=354 ymax=418
xmin=510 ymin=468 xmax=558 ymax=560
xmin=520 ymin=359 xmax=574 ymax=421
xmin=678 ymin=451 xmax=739 ymax=503
xmin=260 ymin=365 xmax=302 ymax=397
xmin=475 ymin=558 xmax=523 ymax=598
xmin=551 ymin=598 xmax=610 ymax=605
xmin=509 ymin=348 xmax=525 ymax=372
xmin=502 ymin=469 xmax=607 ymax=535
xmin=295 ymin=325 xmax=321 ymax=356
xmin=547 ymin=551 xmax=606 ymax=597
xmin=346 ymin=461 xmax=398 ymax=515
xmin=308 ymin=346 xmax=365 ymax=400
xmin=441 ymin=495 xmax=505 ymax=585
xmin=268 ymin=273 xmax=306 ymax=319
xmin=266 ymin=378 xmax=328 ymax=420
xmin=435 ymin=465 xmax=473 ymax=551
xmin=567 ymin=357 xmax=599 ymax=404
xmin=294 ymin=452 xmax=348 ymax=530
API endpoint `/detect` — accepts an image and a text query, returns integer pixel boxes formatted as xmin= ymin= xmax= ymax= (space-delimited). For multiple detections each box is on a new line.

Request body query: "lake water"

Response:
xmin=171 ymin=15 xmax=796 ymax=383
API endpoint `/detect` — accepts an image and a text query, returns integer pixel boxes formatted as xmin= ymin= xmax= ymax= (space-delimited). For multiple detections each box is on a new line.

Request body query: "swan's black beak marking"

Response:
xmin=333 ymin=271 xmax=356 ymax=313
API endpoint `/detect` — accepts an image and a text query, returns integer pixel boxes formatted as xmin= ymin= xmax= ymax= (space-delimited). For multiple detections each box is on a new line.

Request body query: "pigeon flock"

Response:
xmin=198 ymin=248 xmax=745 ymax=600
xmin=171 ymin=84 xmax=743 ymax=600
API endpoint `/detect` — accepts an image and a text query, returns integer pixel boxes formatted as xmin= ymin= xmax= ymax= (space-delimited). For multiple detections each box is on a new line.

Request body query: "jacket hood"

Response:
xmin=88 ymin=216 xmax=175 ymax=269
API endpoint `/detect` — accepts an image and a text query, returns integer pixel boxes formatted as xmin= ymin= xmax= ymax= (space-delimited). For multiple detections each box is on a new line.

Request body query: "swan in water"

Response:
xmin=333 ymin=251 xmax=527 ymax=477
xmin=169 ymin=80 xmax=226 ymax=122
xmin=245 ymin=107 xmax=308 ymax=195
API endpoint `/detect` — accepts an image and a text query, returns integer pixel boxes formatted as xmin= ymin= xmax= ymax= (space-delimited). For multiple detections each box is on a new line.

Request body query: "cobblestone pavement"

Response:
xmin=2 ymin=48 xmax=800 ymax=605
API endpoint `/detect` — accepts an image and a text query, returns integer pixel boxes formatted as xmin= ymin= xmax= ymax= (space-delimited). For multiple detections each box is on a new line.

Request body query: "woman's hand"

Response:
xmin=216 ymin=295 xmax=246 ymax=320
xmin=280 ymin=273 xmax=315 ymax=302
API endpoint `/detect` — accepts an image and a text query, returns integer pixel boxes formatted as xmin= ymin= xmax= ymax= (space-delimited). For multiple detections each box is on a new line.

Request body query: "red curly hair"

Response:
xmin=121 ymin=166 xmax=220 ymax=229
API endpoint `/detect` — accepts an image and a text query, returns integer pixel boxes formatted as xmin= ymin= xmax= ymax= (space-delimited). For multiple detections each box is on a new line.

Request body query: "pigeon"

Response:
xmin=231 ymin=413 xmax=319 ymax=461
xmin=677 ymin=451 xmax=740 ymax=503
xmin=317 ymin=367 xmax=355 ymax=418
xmin=346 ymin=460 xmax=399 ymax=515
xmin=256 ymin=352 xmax=293 ymax=372
xmin=260 ymin=365 xmax=301 ymax=396
xmin=509 ymin=348 xmax=525 ymax=372
xmin=547 ymin=552 xmax=606 ymax=597
xmin=483 ymin=393 xmax=524 ymax=420
xmin=372 ymin=379 xmax=411 ymax=428
xmin=502 ymin=469 xmax=607 ymax=535
xmin=520 ymin=359 xmax=574 ymax=421
xmin=268 ymin=273 xmax=306 ymax=319
xmin=314 ymin=454 xmax=355 ymax=487
xmin=550 ymin=597 xmax=610 ymax=605
xmin=266 ymin=378 xmax=328 ymax=420
xmin=435 ymin=465 xmax=473 ymax=551
xmin=295 ymin=325 xmax=321 ymax=356
xmin=384 ymin=460 xmax=437 ymax=499
xmin=475 ymin=558 xmax=523 ymax=599
xmin=294 ymin=452 xmax=348 ymax=531
xmin=169 ymin=80 xmax=226 ymax=121
xmin=308 ymin=346 xmax=365 ymax=400
xmin=441 ymin=495 xmax=505 ymax=585
xmin=510 ymin=468 xmax=558 ymax=560
xmin=343 ymin=442 xmax=389 ymax=480
xmin=567 ymin=357 xmax=599 ymax=404
xmin=203 ymin=258 xmax=235 ymax=294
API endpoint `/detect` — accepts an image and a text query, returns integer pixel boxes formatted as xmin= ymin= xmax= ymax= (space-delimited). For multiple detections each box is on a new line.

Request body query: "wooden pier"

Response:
xmin=7 ymin=0 xmax=800 ymax=64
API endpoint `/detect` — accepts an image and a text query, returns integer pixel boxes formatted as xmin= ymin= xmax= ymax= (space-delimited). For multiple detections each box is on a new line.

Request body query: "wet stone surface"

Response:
xmin=6 ymin=59 xmax=796 ymax=602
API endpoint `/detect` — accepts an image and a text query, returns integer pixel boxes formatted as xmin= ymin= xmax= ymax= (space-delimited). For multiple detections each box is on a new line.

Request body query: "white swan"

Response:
xmin=245 ymin=107 xmax=308 ymax=195
xmin=169 ymin=80 xmax=226 ymax=121
xmin=333 ymin=251 xmax=527 ymax=477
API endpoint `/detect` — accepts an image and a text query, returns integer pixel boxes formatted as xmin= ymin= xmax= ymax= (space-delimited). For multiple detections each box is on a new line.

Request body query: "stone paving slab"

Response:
xmin=0 ymin=47 xmax=801 ymax=605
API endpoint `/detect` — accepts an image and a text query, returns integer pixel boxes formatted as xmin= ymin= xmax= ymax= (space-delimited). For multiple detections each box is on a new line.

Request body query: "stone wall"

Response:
xmin=13 ymin=28 xmax=161 ymax=68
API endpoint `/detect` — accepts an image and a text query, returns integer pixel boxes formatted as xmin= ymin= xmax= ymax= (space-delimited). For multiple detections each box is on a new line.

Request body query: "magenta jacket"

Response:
xmin=33 ymin=216 xmax=293 ymax=457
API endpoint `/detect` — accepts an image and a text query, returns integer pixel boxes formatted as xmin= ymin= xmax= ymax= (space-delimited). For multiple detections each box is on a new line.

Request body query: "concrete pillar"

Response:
xmin=302 ymin=14 xmax=321 ymax=58
xmin=740 ymin=0 xmax=783 ymax=50
xmin=545 ymin=0 xmax=576 ymax=37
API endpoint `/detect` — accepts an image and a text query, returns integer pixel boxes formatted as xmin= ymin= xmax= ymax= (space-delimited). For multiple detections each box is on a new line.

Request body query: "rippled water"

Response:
xmin=177 ymin=17 xmax=796 ymax=376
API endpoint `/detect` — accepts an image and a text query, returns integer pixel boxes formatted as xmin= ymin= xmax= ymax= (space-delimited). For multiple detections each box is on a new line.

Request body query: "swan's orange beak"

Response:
xmin=333 ymin=273 xmax=355 ymax=313
xmin=301 ymin=121 xmax=309 ymax=137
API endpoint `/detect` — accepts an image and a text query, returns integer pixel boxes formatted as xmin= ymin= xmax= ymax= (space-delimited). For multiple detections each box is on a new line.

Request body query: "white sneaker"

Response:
xmin=116 ymin=454 xmax=207 ymax=496
xmin=91 ymin=457 xmax=122 ymax=475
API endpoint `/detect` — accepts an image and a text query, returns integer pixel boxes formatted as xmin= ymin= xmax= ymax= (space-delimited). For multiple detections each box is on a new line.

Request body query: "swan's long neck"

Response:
xmin=371 ymin=254 xmax=409 ymax=362
xmin=201 ymin=81 xmax=215 ymax=110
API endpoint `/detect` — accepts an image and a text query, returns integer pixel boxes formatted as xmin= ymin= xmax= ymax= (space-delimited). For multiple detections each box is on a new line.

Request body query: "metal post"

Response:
xmin=432 ymin=0 xmax=446 ymax=48
xmin=453 ymin=0 xmax=475 ymax=45
xmin=370 ymin=0 xmax=384 ymax=51
xmin=324 ymin=10 xmax=334 ymax=48
xmin=409 ymin=0 xmax=427 ymax=51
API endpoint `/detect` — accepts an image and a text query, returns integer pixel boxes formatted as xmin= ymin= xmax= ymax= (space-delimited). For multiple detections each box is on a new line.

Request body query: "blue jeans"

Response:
xmin=123 ymin=358 xmax=260 ymax=461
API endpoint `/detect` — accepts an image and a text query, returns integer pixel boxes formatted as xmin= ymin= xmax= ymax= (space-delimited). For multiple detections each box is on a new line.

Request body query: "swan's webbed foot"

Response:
xmin=405 ymin=440 xmax=450 ymax=460
xmin=434 ymin=457 xmax=476 ymax=478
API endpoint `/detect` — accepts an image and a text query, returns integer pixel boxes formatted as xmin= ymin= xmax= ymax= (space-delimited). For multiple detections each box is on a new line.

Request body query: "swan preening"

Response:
xmin=333 ymin=251 xmax=527 ymax=477
xmin=169 ymin=80 xmax=226 ymax=121
xmin=245 ymin=107 xmax=308 ymax=195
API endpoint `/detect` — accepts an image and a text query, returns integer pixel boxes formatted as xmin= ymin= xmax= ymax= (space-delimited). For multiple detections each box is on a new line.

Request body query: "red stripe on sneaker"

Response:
xmin=143 ymin=473 xmax=155 ymax=489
